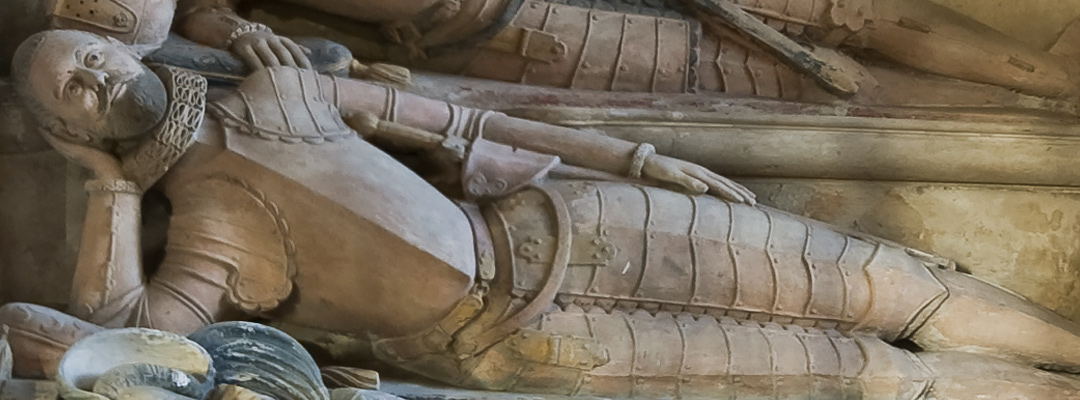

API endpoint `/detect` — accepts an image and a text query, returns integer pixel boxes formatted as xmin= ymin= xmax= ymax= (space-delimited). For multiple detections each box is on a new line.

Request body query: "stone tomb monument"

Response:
xmin=4 ymin=0 xmax=1080 ymax=399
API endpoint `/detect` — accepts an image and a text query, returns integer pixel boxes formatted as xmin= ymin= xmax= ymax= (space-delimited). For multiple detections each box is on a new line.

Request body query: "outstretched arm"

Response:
xmin=330 ymin=76 xmax=756 ymax=203
xmin=176 ymin=0 xmax=311 ymax=70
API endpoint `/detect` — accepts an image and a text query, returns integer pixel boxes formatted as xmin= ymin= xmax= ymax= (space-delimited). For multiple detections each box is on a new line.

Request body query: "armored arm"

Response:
xmin=330 ymin=75 xmax=754 ymax=202
xmin=334 ymin=78 xmax=655 ymax=175
xmin=67 ymin=179 xmax=144 ymax=326
xmin=66 ymin=179 xmax=246 ymax=334
xmin=176 ymin=0 xmax=311 ymax=69
xmin=175 ymin=0 xmax=247 ymax=50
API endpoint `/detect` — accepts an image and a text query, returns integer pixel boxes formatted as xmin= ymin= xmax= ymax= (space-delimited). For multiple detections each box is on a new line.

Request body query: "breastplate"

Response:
xmin=208 ymin=67 xmax=356 ymax=145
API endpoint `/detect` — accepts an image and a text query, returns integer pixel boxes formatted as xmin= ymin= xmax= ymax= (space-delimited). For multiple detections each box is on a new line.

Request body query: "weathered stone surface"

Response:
xmin=12 ymin=2 xmax=1080 ymax=398
xmin=380 ymin=380 xmax=604 ymax=400
xmin=0 ymin=380 xmax=60 ymax=400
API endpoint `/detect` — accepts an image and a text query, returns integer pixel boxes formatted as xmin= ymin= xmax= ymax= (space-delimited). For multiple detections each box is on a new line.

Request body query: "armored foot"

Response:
xmin=0 ymin=303 xmax=102 ymax=379
xmin=911 ymin=268 xmax=1080 ymax=372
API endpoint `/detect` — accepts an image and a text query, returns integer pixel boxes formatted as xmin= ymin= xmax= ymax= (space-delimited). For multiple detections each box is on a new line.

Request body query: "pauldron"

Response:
xmin=50 ymin=0 xmax=175 ymax=54
xmin=52 ymin=0 xmax=138 ymax=34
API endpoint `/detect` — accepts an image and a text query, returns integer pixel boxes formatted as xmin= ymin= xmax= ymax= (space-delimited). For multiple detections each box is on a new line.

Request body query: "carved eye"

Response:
xmin=83 ymin=51 xmax=104 ymax=68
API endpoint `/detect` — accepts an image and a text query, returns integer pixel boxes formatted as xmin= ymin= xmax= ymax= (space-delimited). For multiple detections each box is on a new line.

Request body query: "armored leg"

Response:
xmin=375 ymin=304 xmax=935 ymax=399
xmin=489 ymin=181 xmax=948 ymax=341
xmin=472 ymin=308 xmax=938 ymax=399
xmin=368 ymin=180 xmax=1080 ymax=397
xmin=486 ymin=181 xmax=1080 ymax=369
xmin=376 ymin=304 xmax=1080 ymax=399
xmin=919 ymin=352 xmax=1080 ymax=399
xmin=911 ymin=268 xmax=1080 ymax=372
xmin=852 ymin=0 xmax=1079 ymax=98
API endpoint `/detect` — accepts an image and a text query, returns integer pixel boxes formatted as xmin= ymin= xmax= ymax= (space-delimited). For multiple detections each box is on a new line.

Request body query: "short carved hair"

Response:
xmin=9 ymin=32 xmax=58 ymax=133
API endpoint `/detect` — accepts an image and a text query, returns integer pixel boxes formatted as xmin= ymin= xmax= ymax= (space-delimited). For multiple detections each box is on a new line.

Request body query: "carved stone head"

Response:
xmin=11 ymin=30 xmax=167 ymax=147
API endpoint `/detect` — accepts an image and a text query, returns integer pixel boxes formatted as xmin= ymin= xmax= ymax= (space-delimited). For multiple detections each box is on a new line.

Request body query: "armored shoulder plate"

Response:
xmin=52 ymin=0 xmax=137 ymax=33
xmin=209 ymin=67 xmax=356 ymax=144
xmin=50 ymin=0 xmax=175 ymax=54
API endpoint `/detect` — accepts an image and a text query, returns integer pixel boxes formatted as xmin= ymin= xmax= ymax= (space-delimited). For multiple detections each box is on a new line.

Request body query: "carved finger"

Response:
xmin=237 ymin=46 xmax=264 ymax=71
xmin=705 ymin=178 xmax=746 ymax=203
xmin=269 ymin=39 xmax=298 ymax=68
xmin=254 ymin=41 xmax=282 ymax=68
xmin=41 ymin=133 xmax=123 ymax=179
xmin=711 ymin=172 xmax=757 ymax=205
xmin=706 ymin=178 xmax=752 ymax=204
xmin=671 ymin=170 xmax=708 ymax=194
xmin=282 ymin=39 xmax=313 ymax=69
xmin=704 ymin=170 xmax=756 ymax=205
xmin=690 ymin=169 xmax=745 ymax=204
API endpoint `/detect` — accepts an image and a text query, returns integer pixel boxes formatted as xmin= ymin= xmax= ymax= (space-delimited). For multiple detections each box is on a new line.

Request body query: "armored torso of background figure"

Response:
xmin=11 ymin=30 xmax=1080 ymax=399
xmin=0 ymin=0 xmax=174 ymax=75
xmin=177 ymin=0 xmax=1080 ymax=102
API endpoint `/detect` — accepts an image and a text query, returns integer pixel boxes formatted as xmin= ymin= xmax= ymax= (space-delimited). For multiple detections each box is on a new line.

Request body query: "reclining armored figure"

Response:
xmin=6 ymin=0 xmax=1079 ymax=102
xmin=7 ymin=29 xmax=1080 ymax=399
xmin=174 ymin=0 xmax=1080 ymax=101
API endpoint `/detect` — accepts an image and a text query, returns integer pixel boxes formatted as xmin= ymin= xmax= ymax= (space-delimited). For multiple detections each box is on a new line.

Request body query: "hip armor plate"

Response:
xmin=459 ymin=0 xmax=698 ymax=93
xmin=486 ymin=180 xmax=948 ymax=341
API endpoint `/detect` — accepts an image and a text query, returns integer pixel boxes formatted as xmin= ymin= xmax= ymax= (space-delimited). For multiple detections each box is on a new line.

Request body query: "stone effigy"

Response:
xmin=4 ymin=28 xmax=1080 ymax=399
xmin=178 ymin=0 xmax=1080 ymax=107
xmin=7 ymin=0 xmax=1080 ymax=106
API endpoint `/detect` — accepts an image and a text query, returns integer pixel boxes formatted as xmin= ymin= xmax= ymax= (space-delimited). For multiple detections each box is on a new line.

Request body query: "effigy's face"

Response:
xmin=26 ymin=31 xmax=166 ymax=141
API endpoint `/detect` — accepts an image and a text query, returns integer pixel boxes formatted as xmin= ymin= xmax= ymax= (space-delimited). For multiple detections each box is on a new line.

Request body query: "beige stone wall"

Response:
xmin=932 ymin=0 xmax=1080 ymax=48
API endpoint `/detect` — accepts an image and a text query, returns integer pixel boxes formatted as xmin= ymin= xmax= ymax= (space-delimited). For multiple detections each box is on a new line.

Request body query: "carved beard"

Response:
xmin=74 ymin=64 xmax=168 ymax=143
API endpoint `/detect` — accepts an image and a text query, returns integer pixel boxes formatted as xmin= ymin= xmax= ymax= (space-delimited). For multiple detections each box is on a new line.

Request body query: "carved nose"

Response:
xmin=73 ymin=69 xmax=108 ymax=91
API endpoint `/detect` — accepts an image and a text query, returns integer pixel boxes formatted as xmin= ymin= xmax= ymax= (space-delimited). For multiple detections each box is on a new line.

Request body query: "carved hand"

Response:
xmin=641 ymin=154 xmax=757 ymax=205
xmin=41 ymin=133 xmax=124 ymax=180
xmin=231 ymin=31 xmax=313 ymax=70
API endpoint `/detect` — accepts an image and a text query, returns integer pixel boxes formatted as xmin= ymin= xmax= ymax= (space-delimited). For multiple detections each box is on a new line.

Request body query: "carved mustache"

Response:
xmin=95 ymin=75 xmax=133 ymax=116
